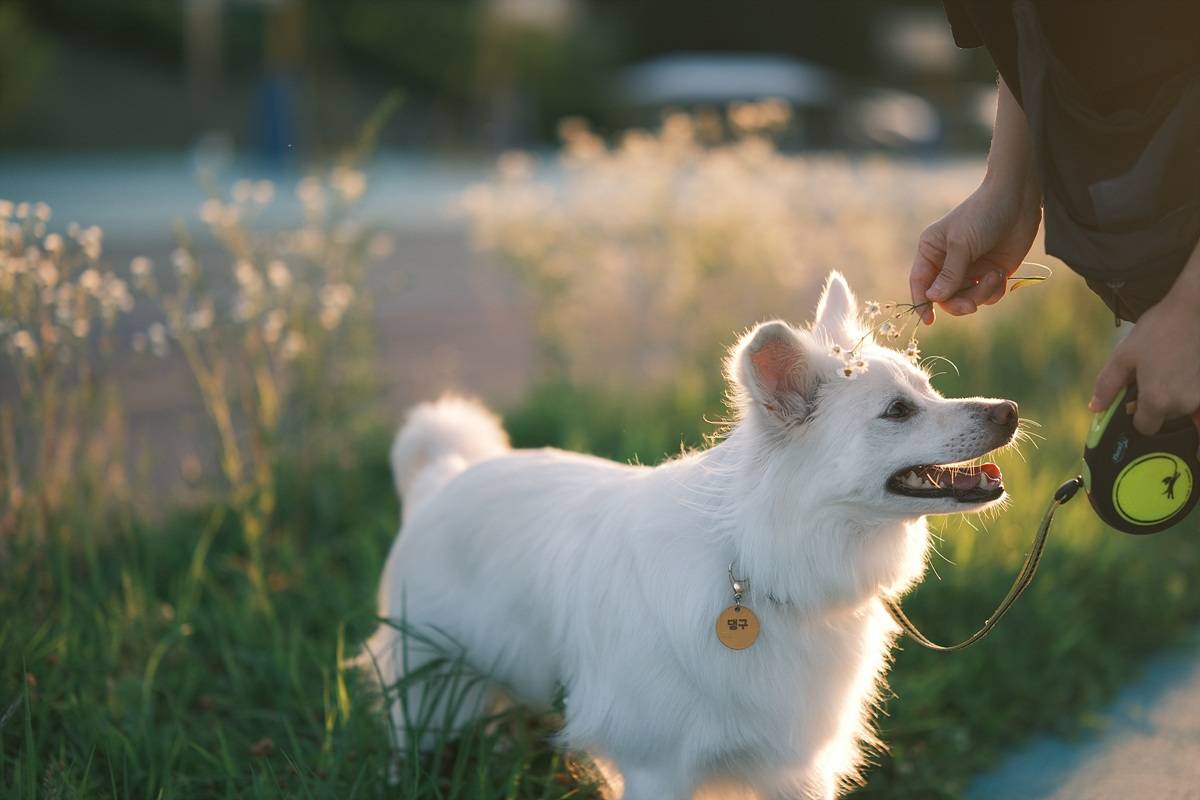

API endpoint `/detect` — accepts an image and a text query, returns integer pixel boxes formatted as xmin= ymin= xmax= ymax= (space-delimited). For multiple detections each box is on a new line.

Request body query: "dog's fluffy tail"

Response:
xmin=390 ymin=395 xmax=509 ymax=521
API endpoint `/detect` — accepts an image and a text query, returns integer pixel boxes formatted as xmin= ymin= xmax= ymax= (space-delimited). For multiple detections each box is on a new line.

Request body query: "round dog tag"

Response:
xmin=716 ymin=605 xmax=760 ymax=650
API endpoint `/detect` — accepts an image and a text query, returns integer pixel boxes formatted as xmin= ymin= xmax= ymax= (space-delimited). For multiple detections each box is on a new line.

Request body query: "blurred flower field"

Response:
xmin=3 ymin=107 xmax=1200 ymax=798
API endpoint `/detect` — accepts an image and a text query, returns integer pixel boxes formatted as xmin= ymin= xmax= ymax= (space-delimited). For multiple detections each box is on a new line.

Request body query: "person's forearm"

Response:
xmin=1162 ymin=237 xmax=1200 ymax=308
xmin=982 ymin=77 xmax=1039 ymax=202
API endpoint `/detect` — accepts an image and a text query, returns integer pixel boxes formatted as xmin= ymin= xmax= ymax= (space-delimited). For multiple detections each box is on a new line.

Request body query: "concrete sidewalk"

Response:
xmin=969 ymin=640 xmax=1200 ymax=800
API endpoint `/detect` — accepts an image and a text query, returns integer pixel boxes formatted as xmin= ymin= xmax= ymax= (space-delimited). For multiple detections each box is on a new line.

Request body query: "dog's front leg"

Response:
xmin=760 ymin=768 xmax=835 ymax=800
xmin=618 ymin=764 xmax=694 ymax=800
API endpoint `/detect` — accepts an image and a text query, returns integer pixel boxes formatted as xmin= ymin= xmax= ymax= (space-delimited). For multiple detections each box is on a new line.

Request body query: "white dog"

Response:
xmin=363 ymin=272 xmax=1018 ymax=799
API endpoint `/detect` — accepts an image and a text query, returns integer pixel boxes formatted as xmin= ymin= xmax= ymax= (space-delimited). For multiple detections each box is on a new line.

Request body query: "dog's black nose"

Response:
xmin=988 ymin=400 xmax=1019 ymax=429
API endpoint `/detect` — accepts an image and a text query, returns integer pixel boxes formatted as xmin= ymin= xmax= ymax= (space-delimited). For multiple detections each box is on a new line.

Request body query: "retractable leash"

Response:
xmin=885 ymin=385 xmax=1200 ymax=652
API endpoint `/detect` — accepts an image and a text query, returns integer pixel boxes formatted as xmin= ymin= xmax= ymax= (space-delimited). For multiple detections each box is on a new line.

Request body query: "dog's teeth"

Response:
xmin=904 ymin=472 xmax=923 ymax=489
xmin=978 ymin=472 xmax=989 ymax=489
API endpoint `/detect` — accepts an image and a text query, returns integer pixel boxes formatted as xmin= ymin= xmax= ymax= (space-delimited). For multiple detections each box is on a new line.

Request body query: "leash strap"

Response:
xmin=883 ymin=476 xmax=1084 ymax=652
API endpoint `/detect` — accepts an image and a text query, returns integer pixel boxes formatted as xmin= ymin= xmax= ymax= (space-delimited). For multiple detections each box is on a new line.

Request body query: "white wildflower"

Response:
xmin=253 ymin=180 xmax=275 ymax=205
xmin=147 ymin=322 xmax=169 ymax=357
xmin=266 ymin=260 xmax=292 ymax=290
xmin=78 ymin=268 xmax=101 ymax=293
xmin=318 ymin=282 xmax=355 ymax=330
xmin=43 ymin=233 xmax=63 ymax=254
xmin=130 ymin=256 xmax=153 ymax=278
xmin=234 ymin=260 xmax=263 ymax=294
xmin=262 ymin=308 xmax=286 ymax=344
xmin=100 ymin=275 xmax=134 ymax=316
xmin=54 ymin=286 xmax=75 ymax=324
xmin=171 ymin=249 xmax=196 ymax=278
xmin=905 ymin=336 xmax=922 ymax=363
xmin=12 ymin=330 xmax=37 ymax=359
xmin=281 ymin=330 xmax=306 ymax=361
xmin=331 ymin=166 xmax=367 ymax=201
xmin=36 ymin=260 xmax=58 ymax=288
xmin=81 ymin=226 xmax=103 ymax=260
xmin=296 ymin=176 xmax=325 ymax=211
xmin=199 ymin=199 xmax=224 ymax=226
xmin=188 ymin=302 xmax=214 ymax=332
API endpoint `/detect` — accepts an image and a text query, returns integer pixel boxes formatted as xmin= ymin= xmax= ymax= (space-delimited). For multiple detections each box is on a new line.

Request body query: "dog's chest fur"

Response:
xmin=556 ymin=516 xmax=904 ymax=779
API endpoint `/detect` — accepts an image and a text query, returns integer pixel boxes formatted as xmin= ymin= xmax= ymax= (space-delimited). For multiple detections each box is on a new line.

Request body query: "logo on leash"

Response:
xmin=1163 ymin=469 xmax=1181 ymax=500
xmin=1113 ymin=453 xmax=1192 ymax=526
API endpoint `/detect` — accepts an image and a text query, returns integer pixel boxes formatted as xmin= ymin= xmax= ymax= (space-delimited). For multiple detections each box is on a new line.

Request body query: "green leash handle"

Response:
xmin=883 ymin=476 xmax=1084 ymax=652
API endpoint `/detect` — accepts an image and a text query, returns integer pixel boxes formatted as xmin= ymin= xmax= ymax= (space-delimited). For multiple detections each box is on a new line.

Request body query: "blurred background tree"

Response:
xmin=0 ymin=4 xmax=52 ymax=126
xmin=0 ymin=0 xmax=998 ymax=154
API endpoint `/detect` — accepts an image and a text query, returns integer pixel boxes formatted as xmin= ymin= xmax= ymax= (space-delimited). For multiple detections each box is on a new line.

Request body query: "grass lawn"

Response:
xmin=5 ymin=276 xmax=1200 ymax=798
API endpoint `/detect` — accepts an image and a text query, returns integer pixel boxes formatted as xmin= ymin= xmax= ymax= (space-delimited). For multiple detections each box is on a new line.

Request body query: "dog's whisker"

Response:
xmin=928 ymin=539 xmax=957 ymax=570
xmin=919 ymin=354 xmax=960 ymax=377
xmin=1017 ymin=428 xmax=1046 ymax=444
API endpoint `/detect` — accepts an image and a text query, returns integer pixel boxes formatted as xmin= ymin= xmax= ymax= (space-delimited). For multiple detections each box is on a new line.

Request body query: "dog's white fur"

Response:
xmin=364 ymin=272 xmax=1016 ymax=799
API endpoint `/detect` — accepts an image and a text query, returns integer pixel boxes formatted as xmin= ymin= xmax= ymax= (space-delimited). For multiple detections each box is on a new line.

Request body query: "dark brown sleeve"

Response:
xmin=942 ymin=0 xmax=985 ymax=48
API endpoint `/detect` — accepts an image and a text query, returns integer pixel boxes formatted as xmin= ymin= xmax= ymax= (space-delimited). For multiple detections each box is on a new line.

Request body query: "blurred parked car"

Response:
xmin=616 ymin=52 xmax=840 ymax=147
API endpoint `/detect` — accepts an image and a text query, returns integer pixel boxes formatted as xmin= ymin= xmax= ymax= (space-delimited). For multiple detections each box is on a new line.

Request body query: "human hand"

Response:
xmin=1089 ymin=273 xmax=1200 ymax=439
xmin=909 ymin=177 xmax=1042 ymax=325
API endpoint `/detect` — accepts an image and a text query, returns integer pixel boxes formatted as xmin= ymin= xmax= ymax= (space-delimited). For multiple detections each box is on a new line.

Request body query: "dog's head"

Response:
xmin=727 ymin=271 xmax=1018 ymax=519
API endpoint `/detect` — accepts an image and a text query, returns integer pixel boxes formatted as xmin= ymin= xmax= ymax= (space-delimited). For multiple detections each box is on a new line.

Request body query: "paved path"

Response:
xmin=0 ymin=152 xmax=494 ymax=238
xmin=969 ymin=638 xmax=1200 ymax=800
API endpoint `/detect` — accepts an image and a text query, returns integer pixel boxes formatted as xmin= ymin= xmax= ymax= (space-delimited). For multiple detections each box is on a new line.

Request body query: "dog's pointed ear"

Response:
xmin=812 ymin=271 xmax=866 ymax=346
xmin=729 ymin=321 xmax=814 ymax=421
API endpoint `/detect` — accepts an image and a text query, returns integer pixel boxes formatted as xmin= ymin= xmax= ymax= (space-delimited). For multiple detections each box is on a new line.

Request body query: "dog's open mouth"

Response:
xmin=886 ymin=462 xmax=1004 ymax=503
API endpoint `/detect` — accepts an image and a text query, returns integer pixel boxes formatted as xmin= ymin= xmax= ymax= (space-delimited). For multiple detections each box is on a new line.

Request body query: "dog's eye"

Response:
xmin=882 ymin=399 xmax=914 ymax=420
